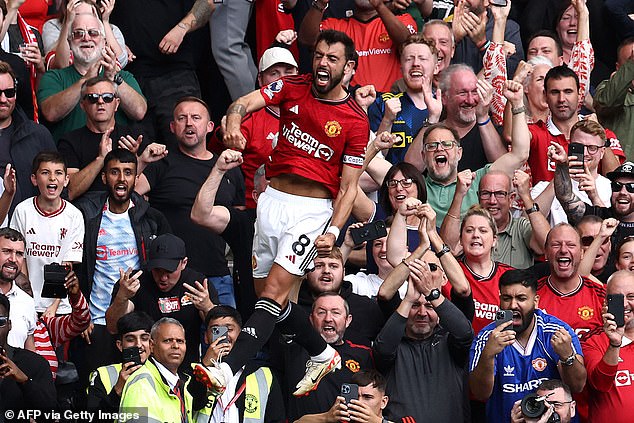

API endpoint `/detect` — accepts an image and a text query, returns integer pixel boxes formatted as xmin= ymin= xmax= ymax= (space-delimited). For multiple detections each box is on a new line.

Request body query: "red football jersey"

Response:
xmin=208 ymin=107 xmax=279 ymax=209
xmin=260 ymin=74 xmax=369 ymax=198
xmin=321 ymin=15 xmax=417 ymax=92
xmin=255 ymin=0 xmax=297 ymax=60
xmin=537 ymin=276 xmax=605 ymax=340
xmin=442 ymin=259 xmax=514 ymax=335
xmin=582 ymin=329 xmax=634 ymax=423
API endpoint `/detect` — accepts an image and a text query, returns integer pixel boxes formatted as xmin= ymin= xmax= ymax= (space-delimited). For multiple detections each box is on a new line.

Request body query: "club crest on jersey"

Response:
xmin=345 ymin=359 xmax=360 ymax=372
xmin=324 ymin=120 xmax=342 ymax=138
xmin=532 ymin=358 xmax=547 ymax=372
xmin=378 ymin=32 xmax=390 ymax=43
xmin=263 ymin=80 xmax=283 ymax=99
xmin=577 ymin=305 xmax=594 ymax=321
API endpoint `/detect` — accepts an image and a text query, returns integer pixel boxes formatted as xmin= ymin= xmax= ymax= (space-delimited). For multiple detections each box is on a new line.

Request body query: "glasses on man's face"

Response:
xmin=479 ymin=190 xmax=509 ymax=200
xmin=581 ymin=235 xmax=610 ymax=247
xmin=83 ymin=93 xmax=116 ymax=104
xmin=0 ymin=88 xmax=16 ymax=98
xmin=387 ymin=178 xmax=414 ymax=189
xmin=582 ymin=144 xmax=604 ymax=155
xmin=71 ymin=28 xmax=102 ymax=41
xmin=0 ymin=316 xmax=8 ymax=327
xmin=423 ymin=140 xmax=457 ymax=152
xmin=612 ymin=181 xmax=634 ymax=193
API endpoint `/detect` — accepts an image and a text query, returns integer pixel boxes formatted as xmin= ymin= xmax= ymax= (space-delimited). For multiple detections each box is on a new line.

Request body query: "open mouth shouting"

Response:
xmin=315 ymin=68 xmax=331 ymax=88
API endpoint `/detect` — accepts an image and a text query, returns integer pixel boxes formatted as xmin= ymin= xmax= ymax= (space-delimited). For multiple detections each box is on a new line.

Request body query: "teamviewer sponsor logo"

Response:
xmin=282 ymin=122 xmax=334 ymax=161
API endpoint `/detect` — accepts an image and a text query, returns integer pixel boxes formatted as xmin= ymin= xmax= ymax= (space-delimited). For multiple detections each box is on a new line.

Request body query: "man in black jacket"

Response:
xmin=74 ymin=148 xmax=170 ymax=396
xmin=373 ymin=259 xmax=473 ymax=422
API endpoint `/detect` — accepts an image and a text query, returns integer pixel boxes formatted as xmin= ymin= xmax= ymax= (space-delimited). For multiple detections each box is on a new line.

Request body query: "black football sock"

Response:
xmin=276 ymin=301 xmax=327 ymax=356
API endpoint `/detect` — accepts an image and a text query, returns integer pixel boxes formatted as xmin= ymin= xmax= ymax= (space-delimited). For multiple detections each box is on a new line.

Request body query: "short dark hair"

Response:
xmin=527 ymin=30 xmax=563 ymax=57
xmin=32 ymin=151 xmax=67 ymax=175
xmin=0 ymin=293 xmax=9 ymax=314
xmin=173 ymin=96 xmax=211 ymax=120
xmin=577 ymin=214 xmax=603 ymax=227
xmin=0 ymin=60 xmax=17 ymax=83
xmin=116 ymin=311 xmax=154 ymax=338
xmin=205 ymin=305 xmax=243 ymax=329
xmin=499 ymin=269 xmax=538 ymax=293
xmin=379 ymin=162 xmax=427 ymax=216
xmin=103 ymin=148 xmax=137 ymax=170
xmin=544 ymin=65 xmax=579 ymax=92
xmin=617 ymin=37 xmax=634 ymax=64
xmin=351 ymin=369 xmax=387 ymax=393
xmin=536 ymin=379 xmax=572 ymax=400
xmin=0 ymin=227 xmax=25 ymax=245
xmin=315 ymin=30 xmax=356 ymax=62
xmin=312 ymin=292 xmax=350 ymax=315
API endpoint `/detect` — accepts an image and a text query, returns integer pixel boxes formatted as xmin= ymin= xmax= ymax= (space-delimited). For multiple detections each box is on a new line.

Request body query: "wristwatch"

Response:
xmin=560 ymin=353 xmax=576 ymax=367
xmin=525 ymin=203 xmax=540 ymax=215
xmin=425 ymin=288 xmax=441 ymax=302
xmin=113 ymin=73 xmax=124 ymax=86
xmin=435 ymin=244 xmax=451 ymax=259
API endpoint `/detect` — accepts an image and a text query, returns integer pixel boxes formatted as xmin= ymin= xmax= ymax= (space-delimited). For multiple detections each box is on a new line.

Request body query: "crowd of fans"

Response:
xmin=1 ymin=0 xmax=634 ymax=422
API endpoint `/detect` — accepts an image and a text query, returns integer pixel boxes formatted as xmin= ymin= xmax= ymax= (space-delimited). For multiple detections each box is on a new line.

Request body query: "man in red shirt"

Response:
xmin=209 ymin=45 xmax=299 ymax=210
xmin=582 ymin=270 xmax=634 ymax=423
xmin=528 ymin=65 xmax=623 ymax=185
xmin=198 ymin=30 xmax=370 ymax=397
xmin=537 ymin=223 xmax=605 ymax=341
xmin=297 ymin=0 xmax=416 ymax=91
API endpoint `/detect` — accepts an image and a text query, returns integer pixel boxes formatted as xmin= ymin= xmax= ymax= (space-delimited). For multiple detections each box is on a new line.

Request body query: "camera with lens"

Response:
xmin=521 ymin=393 xmax=560 ymax=422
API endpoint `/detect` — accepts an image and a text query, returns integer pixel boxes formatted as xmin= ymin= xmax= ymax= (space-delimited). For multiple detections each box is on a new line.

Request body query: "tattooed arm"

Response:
xmin=553 ymin=157 xmax=588 ymax=225
xmin=160 ymin=0 xmax=214 ymax=54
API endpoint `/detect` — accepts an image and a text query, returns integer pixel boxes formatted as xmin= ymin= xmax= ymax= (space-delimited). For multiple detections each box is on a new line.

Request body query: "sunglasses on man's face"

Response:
xmin=0 ymin=88 xmax=16 ymax=98
xmin=580 ymin=235 xmax=610 ymax=247
xmin=82 ymin=93 xmax=116 ymax=104
xmin=612 ymin=181 xmax=634 ymax=193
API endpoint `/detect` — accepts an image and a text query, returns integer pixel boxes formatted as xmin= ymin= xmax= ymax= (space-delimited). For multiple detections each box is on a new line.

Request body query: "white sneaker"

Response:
xmin=293 ymin=350 xmax=341 ymax=396
xmin=192 ymin=360 xmax=227 ymax=395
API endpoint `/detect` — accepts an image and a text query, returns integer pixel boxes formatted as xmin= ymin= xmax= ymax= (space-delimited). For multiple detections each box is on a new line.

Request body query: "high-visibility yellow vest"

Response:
xmin=195 ymin=367 xmax=273 ymax=423
xmin=89 ymin=363 xmax=123 ymax=394
xmin=120 ymin=358 xmax=194 ymax=423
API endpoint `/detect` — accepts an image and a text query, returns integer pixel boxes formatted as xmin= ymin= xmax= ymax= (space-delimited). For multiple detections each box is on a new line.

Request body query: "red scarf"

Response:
xmin=16 ymin=12 xmax=39 ymax=122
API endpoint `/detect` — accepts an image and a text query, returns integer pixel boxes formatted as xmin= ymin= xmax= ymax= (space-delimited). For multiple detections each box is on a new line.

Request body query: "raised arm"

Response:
xmin=368 ymin=0 xmax=412 ymax=46
xmin=490 ymin=80 xmax=530 ymax=176
xmin=579 ymin=218 xmax=618 ymax=276
xmin=224 ymin=90 xmax=268 ymax=150
xmin=484 ymin=0 xmax=511 ymax=126
xmin=513 ymin=169 xmax=550 ymax=255
xmin=191 ymin=150 xmax=244 ymax=234
xmin=104 ymin=269 xmax=141 ymax=334
xmin=551 ymin=142 xmax=588 ymax=224
xmin=67 ymin=130 xmax=112 ymax=200
xmin=297 ymin=0 xmax=328 ymax=47
xmin=439 ymin=170 xmax=474 ymax=255
xmin=159 ymin=0 xmax=215 ymax=54
xmin=386 ymin=197 xmax=421 ymax=266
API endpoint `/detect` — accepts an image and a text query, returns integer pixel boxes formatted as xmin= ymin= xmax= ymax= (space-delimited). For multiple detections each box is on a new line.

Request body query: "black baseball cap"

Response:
xmin=607 ymin=161 xmax=634 ymax=181
xmin=146 ymin=234 xmax=186 ymax=272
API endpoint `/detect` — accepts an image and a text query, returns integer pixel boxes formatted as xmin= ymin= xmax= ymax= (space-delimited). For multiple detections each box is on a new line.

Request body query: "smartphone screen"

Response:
xmin=607 ymin=294 xmax=625 ymax=327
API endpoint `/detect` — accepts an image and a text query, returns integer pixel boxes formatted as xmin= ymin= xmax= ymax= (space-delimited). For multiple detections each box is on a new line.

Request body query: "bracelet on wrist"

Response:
xmin=477 ymin=116 xmax=491 ymax=126
xmin=511 ymin=105 xmax=527 ymax=115
xmin=311 ymin=0 xmax=328 ymax=12
xmin=326 ymin=225 xmax=340 ymax=239
xmin=610 ymin=341 xmax=622 ymax=348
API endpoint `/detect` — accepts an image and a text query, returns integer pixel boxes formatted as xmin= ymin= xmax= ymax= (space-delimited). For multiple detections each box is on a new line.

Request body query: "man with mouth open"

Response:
xmin=469 ymin=269 xmax=587 ymax=423
xmin=199 ymin=30 xmax=370 ymax=399
xmin=536 ymin=223 xmax=606 ymax=341
xmin=75 ymin=148 xmax=170 ymax=384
